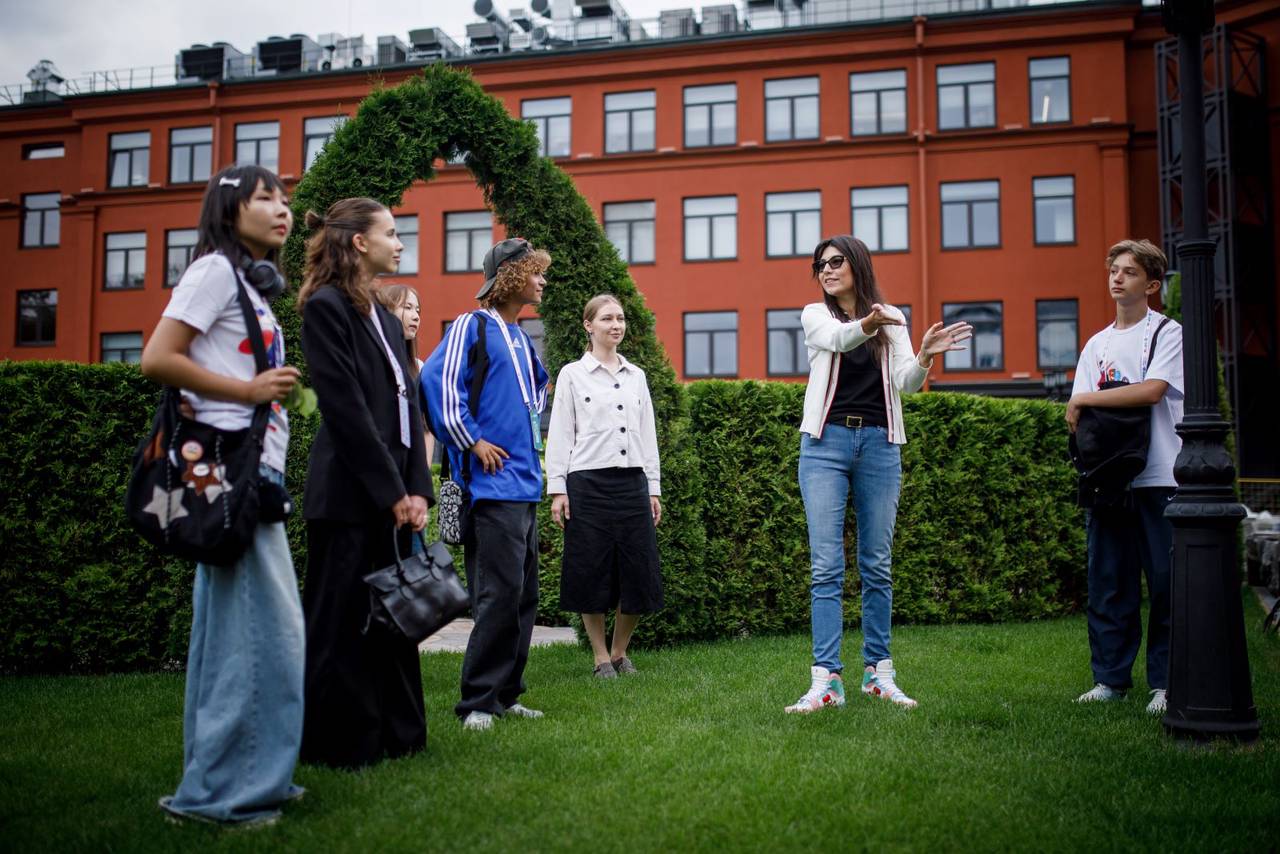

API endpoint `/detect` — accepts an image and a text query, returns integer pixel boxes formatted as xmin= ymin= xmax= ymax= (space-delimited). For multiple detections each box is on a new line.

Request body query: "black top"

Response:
xmin=825 ymin=343 xmax=888 ymax=428
xmin=301 ymin=285 xmax=433 ymax=522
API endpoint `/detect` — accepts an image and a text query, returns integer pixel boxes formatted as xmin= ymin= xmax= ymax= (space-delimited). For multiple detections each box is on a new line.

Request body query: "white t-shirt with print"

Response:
xmin=1072 ymin=308 xmax=1183 ymax=487
xmin=161 ymin=252 xmax=290 ymax=473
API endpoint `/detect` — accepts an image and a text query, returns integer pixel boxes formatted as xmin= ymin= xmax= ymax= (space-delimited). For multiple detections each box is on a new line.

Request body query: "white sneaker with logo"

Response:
xmin=784 ymin=665 xmax=846 ymax=714
xmin=1146 ymin=689 xmax=1167 ymax=715
xmin=1076 ymin=683 xmax=1126 ymax=703
xmin=862 ymin=659 xmax=918 ymax=708
xmin=504 ymin=703 xmax=544 ymax=719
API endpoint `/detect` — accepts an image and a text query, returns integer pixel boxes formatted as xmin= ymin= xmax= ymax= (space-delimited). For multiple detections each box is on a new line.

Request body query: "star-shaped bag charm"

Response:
xmin=142 ymin=485 xmax=188 ymax=527
xmin=182 ymin=461 xmax=233 ymax=503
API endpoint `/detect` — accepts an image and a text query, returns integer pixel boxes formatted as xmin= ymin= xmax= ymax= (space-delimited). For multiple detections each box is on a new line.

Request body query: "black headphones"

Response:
xmin=239 ymin=254 xmax=286 ymax=301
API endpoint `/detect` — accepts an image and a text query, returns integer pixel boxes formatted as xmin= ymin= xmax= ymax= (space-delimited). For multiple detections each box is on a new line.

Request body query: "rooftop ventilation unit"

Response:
xmin=700 ymin=4 xmax=740 ymax=34
xmin=574 ymin=0 xmax=630 ymax=44
xmin=659 ymin=8 xmax=698 ymax=38
xmin=255 ymin=34 xmax=322 ymax=74
xmin=468 ymin=0 xmax=512 ymax=53
xmin=316 ymin=33 xmax=373 ymax=70
xmin=377 ymin=35 xmax=409 ymax=65
xmin=406 ymin=28 xmax=462 ymax=60
xmin=745 ymin=0 xmax=805 ymax=30
xmin=178 ymin=42 xmax=247 ymax=80
xmin=23 ymin=59 xmax=63 ymax=104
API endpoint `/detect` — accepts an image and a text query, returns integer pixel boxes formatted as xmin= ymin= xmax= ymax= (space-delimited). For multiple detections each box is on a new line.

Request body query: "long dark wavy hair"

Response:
xmin=193 ymin=164 xmax=289 ymax=269
xmin=812 ymin=234 xmax=888 ymax=365
xmin=296 ymin=197 xmax=388 ymax=313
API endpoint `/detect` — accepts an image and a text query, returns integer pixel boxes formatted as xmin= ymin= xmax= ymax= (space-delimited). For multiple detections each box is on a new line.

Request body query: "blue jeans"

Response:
xmin=167 ymin=466 xmax=306 ymax=823
xmin=798 ymin=425 xmax=901 ymax=672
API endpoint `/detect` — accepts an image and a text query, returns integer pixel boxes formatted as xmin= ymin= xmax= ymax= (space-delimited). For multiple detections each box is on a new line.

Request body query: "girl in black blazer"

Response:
xmin=296 ymin=197 xmax=433 ymax=768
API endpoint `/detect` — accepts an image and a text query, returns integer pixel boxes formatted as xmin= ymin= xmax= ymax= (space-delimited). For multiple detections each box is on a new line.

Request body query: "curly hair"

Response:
xmin=480 ymin=247 xmax=552 ymax=309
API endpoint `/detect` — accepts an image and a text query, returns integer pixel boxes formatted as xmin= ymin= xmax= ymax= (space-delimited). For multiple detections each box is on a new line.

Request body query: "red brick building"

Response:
xmin=2 ymin=0 xmax=1277 ymax=473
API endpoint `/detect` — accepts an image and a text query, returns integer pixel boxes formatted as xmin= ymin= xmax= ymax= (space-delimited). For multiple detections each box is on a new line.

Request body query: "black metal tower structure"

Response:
xmin=1156 ymin=24 xmax=1276 ymax=478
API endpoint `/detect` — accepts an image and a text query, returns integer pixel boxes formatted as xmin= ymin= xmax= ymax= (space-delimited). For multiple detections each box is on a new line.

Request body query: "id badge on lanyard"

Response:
xmin=489 ymin=310 xmax=542 ymax=451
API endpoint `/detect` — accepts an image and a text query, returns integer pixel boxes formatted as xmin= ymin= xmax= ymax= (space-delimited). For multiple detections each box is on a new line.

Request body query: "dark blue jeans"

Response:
xmin=1085 ymin=487 xmax=1175 ymax=691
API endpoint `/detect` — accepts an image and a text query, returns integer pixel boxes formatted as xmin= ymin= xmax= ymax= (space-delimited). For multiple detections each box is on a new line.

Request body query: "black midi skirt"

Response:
xmin=559 ymin=467 xmax=663 ymax=614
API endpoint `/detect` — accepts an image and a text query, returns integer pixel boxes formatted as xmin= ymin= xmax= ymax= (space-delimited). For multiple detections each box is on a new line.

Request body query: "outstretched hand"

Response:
xmin=918 ymin=321 xmax=973 ymax=366
xmin=859 ymin=304 xmax=903 ymax=334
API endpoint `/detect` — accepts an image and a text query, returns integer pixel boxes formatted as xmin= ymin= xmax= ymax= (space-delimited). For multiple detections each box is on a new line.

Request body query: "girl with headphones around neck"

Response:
xmin=295 ymin=198 xmax=433 ymax=768
xmin=141 ymin=164 xmax=306 ymax=826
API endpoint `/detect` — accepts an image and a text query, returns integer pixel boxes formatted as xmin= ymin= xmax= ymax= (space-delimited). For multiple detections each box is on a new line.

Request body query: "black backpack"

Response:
xmin=1069 ymin=317 xmax=1171 ymax=509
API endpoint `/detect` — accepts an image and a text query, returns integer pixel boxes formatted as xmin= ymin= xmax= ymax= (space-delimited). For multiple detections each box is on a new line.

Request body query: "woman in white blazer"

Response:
xmin=785 ymin=235 xmax=970 ymax=714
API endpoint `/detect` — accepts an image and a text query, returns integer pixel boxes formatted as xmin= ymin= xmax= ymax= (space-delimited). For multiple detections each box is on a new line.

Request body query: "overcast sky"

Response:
xmin=0 ymin=0 xmax=705 ymax=87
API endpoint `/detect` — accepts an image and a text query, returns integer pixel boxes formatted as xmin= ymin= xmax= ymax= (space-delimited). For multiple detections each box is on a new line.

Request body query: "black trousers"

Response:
xmin=1085 ymin=487 xmax=1175 ymax=692
xmin=301 ymin=519 xmax=426 ymax=768
xmin=455 ymin=500 xmax=539 ymax=718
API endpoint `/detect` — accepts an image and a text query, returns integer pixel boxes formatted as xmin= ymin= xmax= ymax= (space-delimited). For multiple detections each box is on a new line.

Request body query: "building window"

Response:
xmin=101 ymin=331 xmax=144 ymax=364
xmin=937 ymin=63 xmax=996 ymax=130
xmin=684 ymin=83 xmax=736 ymax=148
xmin=683 ymin=196 xmax=737 ymax=261
xmin=394 ymin=215 xmax=419 ymax=275
xmin=522 ymin=97 xmax=571 ymax=158
xmin=942 ymin=301 xmax=1003 ymax=370
xmin=21 ymin=193 xmax=60 ymax=248
xmin=851 ymin=69 xmax=907 ymax=136
xmin=767 ymin=309 xmax=806 ymax=376
xmin=604 ymin=91 xmax=655 ymax=154
xmin=24 ymin=142 xmax=65 ymax=159
xmin=1037 ymin=299 xmax=1078 ymax=370
xmin=766 ymin=191 xmax=821 ymax=258
xmin=169 ymin=126 xmax=212 ymax=184
xmin=685 ymin=311 xmax=737 ymax=377
xmin=851 ymin=185 xmax=909 ymax=252
xmin=16 ymin=289 xmax=57 ymax=346
xmin=445 ymin=211 xmax=492 ymax=272
xmin=604 ymin=201 xmax=656 ymax=264
xmin=1033 ymin=176 xmax=1075 ymax=244
xmin=899 ymin=304 xmax=913 ymax=341
xmin=519 ymin=318 xmax=545 ymax=361
xmin=1029 ymin=57 xmax=1070 ymax=124
xmin=304 ymin=115 xmax=347 ymax=171
xmin=108 ymin=131 xmax=150 ymax=188
xmin=941 ymin=180 xmax=1000 ymax=249
xmin=165 ymin=229 xmax=198 ymax=287
xmin=235 ymin=122 xmax=279 ymax=172
xmin=765 ymin=77 xmax=819 ymax=142
xmin=105 ymin=232 xmax=146 ymax=290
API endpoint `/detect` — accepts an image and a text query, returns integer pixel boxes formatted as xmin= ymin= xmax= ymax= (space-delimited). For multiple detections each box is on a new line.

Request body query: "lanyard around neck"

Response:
xmin=1099 ymin=308 xmax=1155 ymax=382
xmin=486 ymin=309 xmax=536 ymax=410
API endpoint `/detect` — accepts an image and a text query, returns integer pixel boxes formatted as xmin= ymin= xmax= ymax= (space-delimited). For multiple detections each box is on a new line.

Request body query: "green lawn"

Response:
xmin=2 ymin=594 xmax=1277 ymax=853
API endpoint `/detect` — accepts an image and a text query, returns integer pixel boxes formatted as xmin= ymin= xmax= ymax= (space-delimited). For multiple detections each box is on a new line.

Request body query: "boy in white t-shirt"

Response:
xmin=1066 ymin=239 xmax=1183 ymax=716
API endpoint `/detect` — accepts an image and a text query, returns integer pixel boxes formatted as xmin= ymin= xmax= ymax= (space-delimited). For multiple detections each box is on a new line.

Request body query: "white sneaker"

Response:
xmin=504 ymin=703 xmax=544 ymax=719
xmin=462 ymin=711 xmax=494 ymax=731
xmin=784 ymin=665 xmax=846 ymax=714
xmin=1076 ymin=683 xmax=1126 ymax=703
xmin=862 ymin=659 xmax=917 ymax=708
xmin=1146 ymin=689 xmax=1167 ymax=715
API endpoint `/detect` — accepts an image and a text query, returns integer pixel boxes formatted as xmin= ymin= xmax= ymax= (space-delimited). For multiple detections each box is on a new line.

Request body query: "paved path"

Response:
xmin=419 ymin=619 xmax=578 ymax=653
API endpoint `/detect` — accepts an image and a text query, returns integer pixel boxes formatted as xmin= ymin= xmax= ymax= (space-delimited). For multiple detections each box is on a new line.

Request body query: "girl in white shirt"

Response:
xmin=546 ymin=294 xmax=662 ymax=678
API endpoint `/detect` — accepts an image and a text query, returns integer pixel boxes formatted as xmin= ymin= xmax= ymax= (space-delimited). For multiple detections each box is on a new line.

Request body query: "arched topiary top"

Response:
xmin=280 ymin=63 xmax=680 ymax=431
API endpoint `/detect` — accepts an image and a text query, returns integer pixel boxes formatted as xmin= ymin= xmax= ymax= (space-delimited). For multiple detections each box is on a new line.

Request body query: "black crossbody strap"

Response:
xmin=1145 ymin=316 xmax=1171 ymax=374
xmin=229 ymin=258 xmax=273 ymax=432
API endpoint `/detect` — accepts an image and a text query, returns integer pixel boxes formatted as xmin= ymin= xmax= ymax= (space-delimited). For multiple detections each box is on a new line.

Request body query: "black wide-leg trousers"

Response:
xmin=455 ymin=500 xmax=539 ymax=719
xmin=301 ymin=519 xmax=426 ymax=768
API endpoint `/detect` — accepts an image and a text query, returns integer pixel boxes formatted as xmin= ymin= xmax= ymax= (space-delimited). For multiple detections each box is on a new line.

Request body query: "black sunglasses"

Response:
xmin=812 ymin=255 xmax=848 ymax=274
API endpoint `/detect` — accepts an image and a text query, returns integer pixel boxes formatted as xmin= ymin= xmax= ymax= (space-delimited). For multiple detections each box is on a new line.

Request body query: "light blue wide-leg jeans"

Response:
xmin=167 ymin=466 xmax=306 ymax=824
xmin=798 ymin=425 xmax=902 ymax=672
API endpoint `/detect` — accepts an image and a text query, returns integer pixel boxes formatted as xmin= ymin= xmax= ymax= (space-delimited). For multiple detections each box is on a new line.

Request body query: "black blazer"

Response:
xmin=301 ymin=284 xmax=433 ymax=522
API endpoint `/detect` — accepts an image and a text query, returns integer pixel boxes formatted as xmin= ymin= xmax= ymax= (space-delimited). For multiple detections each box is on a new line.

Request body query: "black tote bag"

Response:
xmin=363 ymin=530 xmax=470 ymax=644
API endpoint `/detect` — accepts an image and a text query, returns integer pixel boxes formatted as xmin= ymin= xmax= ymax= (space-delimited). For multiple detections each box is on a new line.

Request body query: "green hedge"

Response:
xmin=0 ymin=360 xmax=1086 ymax=673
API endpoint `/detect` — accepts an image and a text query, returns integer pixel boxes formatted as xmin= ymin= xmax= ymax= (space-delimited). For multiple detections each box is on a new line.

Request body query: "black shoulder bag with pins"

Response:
xmin=125 ymin=271 xmax=279 ymax=566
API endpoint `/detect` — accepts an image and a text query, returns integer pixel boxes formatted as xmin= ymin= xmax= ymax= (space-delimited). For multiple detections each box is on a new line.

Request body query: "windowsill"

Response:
xmin=18 ymin=244 xmax=60 ymax=250
xmin=936 ymin=124 xmax=998 ymax=133
xmin=764 ymin=135 xmax=822 ymax=145
xmin=685 ymin=374 xmax=740 ymax=380
xmin=849 ymin=131 xmax=912 ymax=140
xmin=681 ymin=257 xmax=738 ymax=263
xmin=942 ymin=366 xmax=1005 ymax=374
xmin=684 ymin=142 xmax=738 ymax=150
xmin=621 ymin=261 xmax=656 ymax=267
xmin=1029 ymin=119 xmax=1073 ymax=127
xmin=766 ymin=253 xmax=816 ymax=259
xmin=868 ymin=248 xmax=911 ymax=255
xmin=102 ymin=284 xmax=146 ymax=292
xmin=940 ymin=243 xmax=1002 ymax=252
xmin=1033 ymin=239 xmax=1078 ymax=247
xmin=16 ymin=341 xmax=57 ymax=348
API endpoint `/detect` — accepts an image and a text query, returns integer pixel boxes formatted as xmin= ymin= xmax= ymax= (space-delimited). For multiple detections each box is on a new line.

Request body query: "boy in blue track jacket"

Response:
xmin=422 ymin=238 xmax=551 ymax=732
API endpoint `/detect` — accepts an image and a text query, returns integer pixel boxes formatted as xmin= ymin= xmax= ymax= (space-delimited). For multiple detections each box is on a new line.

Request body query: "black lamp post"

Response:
xmin=1160 ymin=0 xmax=1258 ymax=741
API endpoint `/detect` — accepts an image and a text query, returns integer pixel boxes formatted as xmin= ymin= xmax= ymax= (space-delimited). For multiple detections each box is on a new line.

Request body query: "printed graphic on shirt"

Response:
xmin=234 ymin=306 xmax=288 ymax=437
xmin=1098 ymin=359 xmax=1130 ymax=387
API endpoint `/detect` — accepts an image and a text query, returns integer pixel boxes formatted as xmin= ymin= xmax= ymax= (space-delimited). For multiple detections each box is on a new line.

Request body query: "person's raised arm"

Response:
xmin=141 ymin=317 xmax=298 ymax=404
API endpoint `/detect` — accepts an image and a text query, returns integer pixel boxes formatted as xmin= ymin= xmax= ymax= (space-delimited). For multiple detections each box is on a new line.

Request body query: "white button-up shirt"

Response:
xmin=545 ymin=351 xmax=661 ymax=496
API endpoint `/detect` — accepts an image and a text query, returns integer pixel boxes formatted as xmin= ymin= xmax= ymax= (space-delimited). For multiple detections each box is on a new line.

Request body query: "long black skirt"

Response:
xmin=560 ymin=467 xmax=663 ymax=614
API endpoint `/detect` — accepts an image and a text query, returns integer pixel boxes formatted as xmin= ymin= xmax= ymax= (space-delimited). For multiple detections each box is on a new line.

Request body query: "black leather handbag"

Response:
xmin=363 ymin=530 xmax=470 ymax=644
xmin=124 ymin=275 xmax=275 ymax=566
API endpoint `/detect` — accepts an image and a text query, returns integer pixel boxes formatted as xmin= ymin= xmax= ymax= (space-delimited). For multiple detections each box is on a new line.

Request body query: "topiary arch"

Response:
xmin=280 ymin=63 xmax=708 ymax=643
